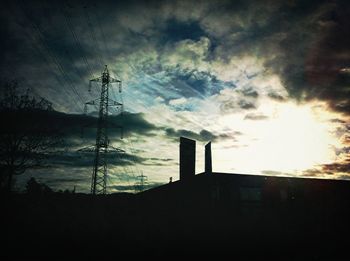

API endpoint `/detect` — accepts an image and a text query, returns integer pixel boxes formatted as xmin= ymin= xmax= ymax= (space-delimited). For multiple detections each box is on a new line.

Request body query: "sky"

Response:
xmin=0 ymin=0 xmax=349 ymax=193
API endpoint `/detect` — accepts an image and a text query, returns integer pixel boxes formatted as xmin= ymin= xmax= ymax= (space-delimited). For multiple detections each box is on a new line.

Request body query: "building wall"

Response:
xmin=140 ymin=172 xmax=350 ymax=218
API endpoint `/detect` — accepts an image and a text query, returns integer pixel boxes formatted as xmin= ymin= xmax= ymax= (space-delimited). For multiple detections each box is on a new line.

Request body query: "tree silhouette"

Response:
xmin=0 ymin=80 xmax=62 ymax=193
xmin=26 ymin=177 xmax=53 ymax=195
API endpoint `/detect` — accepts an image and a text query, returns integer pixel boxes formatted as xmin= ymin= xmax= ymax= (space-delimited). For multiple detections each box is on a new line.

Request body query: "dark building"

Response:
xmin=142 ymin=168 xmax=350 ymax=214
xmin=179 ymin=137 xmax=196 ymax=181
xmin=139 ymin=137 xmax=350 ymax=259
xmin=143 ymin=137 xmax=350 ymax=210
xmin=205 ymin=141 xmax=212 ymax=174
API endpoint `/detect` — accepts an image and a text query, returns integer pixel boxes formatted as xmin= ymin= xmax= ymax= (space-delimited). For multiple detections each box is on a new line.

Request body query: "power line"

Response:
xmin=16 ymin=0 xmax=84 ymax=111
xmin=90 ymin=3 xmax=121 ymax=104
xmin=59 ymin=6 xmax=91 ymax=83
xmin=17 ymin=0 xmax=85 ymax=108
xmin=61 ymin=1 xmax=96 ymax=80
xmin=92 ymin=3 xmax=112 ymax=60
xmin=83 ymin=4 xmax=104 ymax=67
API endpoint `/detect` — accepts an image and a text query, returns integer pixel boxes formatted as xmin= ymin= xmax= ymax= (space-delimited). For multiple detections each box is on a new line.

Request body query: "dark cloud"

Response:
xmin=50 ymin=151 xmax=146 ymax=168
xmin=118 ymin=112 xmax=161 ymax=136
xmin=241 ymin=88 xmax=259 ymax=98
xmin=221 ymin=131 xmax=243 ymax=141
xmin=161 ymin=19 xmax=205 ymax=43
xmin=238 ymin=100 xmax=256 ymax=110
xmin=199 ymin=130 xmax=216 ymax=141
xmin=302 ymin=169 xmax=322 ymax=177
xmin=0 ymin=109 xmax=157 ymax=149
xmin=40 ymin=110 xmax=160 ymax=141
xmin=219 ymin=102 xmax=235 ymax=113
xmin=0 ymin=105 xmax=172 ymax=166
xmin=262 ymin=0 xmax=350 ymax=114
xmin=165 ymin=128 xmax=213 ymax=142
xmin=202 ymin=0 xmax=350 ymax=115
xmin=220 ymin=98 xmax=257 ymax=114
xmin=0 ymin=1 xmax=93 ymax=105
xmin=344 ymin=135 xmax=350 ymax=145
xmin=268 ymin=92 xmax=286 ymax=101
xmin=261 ymin=170 xmax=291 ymax=176
xmin=330 ymin=118 xmax=346 ymax=124
xmin=337 ymin=175 xmax=350 ymax=180
xmin=141 ymin=157 xmax=175 ymax=166
xmin=244 ymin=113 xmax=269 ymax=120
xmin=335 ymin=147 xmax=350 ymax=156
xmin=44 ymin=146 xmax=176 ymax=170
xmin=1 ymin=0 xmax=349 ymax=115
xmin=322 ymin=162 xmax=350 ymax=174
xmin=164 ymin=127 xmax=237 ymax=143
xmin=42 ymin=177 xmax=87 ymax=184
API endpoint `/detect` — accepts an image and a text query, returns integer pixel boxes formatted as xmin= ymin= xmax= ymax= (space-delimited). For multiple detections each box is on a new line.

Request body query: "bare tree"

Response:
xmin=0 ymin=80 xmax=62 ymax=192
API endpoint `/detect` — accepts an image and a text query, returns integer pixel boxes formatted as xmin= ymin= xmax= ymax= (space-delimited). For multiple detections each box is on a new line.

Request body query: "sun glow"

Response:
xmin=215 ymin=101 xmax=342 ymax=175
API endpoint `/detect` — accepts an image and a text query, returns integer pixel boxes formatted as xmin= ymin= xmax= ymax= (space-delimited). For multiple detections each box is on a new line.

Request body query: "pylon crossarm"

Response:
xmin=109 ymin=78 xmax=122 ymax=92
xmin=78 ymin=145 xmax=124 ymax=154
xmin=84 ymin=98 xmax=100 ymax=114
xmin=88 ymin=77 xmax=102 ymax=92
xmin=77 ymin=146 xmax=96 ymax=153
xmin=108 ymin=146 xmax=125 ymax=153
xmin=109 ymin=78 xmax=121 ymax=83
xmin=90 ymin=77 xmax=102 ymax=83
xmin=107 ymin=98 xmax=122 ymax=106
xmin=85 ymin=98 xmax=100 ymax=105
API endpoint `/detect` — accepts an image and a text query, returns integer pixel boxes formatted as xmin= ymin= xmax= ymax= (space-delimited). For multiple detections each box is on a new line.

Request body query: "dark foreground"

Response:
xmin=2 ymin=191 xmax=350 ymax=260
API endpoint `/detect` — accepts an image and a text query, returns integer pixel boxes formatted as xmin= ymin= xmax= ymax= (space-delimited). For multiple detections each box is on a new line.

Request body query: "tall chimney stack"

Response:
xmin=205 ymin=141 xmax=212 ymax=174
xmin=179 ymin=137 xmax=196 ymax=181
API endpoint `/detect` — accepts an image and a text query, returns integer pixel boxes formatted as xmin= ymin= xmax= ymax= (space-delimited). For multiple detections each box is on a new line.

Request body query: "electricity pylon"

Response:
xmin=79 ymin=65 xmax=124 ymax=195
xmin=135 ymin=172 xmax=147 ymax=193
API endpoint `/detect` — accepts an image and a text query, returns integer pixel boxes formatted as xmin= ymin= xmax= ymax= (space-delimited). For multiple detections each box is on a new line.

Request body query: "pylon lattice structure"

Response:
xmin=79 ymin=65 xmax=123 ymax=195
xmin=135 ymin=172 xmax=147 ymax=193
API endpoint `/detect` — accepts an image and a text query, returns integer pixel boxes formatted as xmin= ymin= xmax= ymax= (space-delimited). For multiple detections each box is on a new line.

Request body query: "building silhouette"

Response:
xmin=141 ymin=137 xmax=350 ymax=215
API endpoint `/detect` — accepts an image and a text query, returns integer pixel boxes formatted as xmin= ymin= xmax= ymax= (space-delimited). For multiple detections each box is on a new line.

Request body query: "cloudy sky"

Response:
xmin=1 ymin=0 xmax=349 ymax=193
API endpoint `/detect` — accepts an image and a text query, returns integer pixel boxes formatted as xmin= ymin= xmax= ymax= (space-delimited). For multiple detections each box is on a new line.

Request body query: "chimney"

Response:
xmin=179 ymin=137 xmax=196 ymax=181
xmin=205 ymin=141 xmax=212 ymax=174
